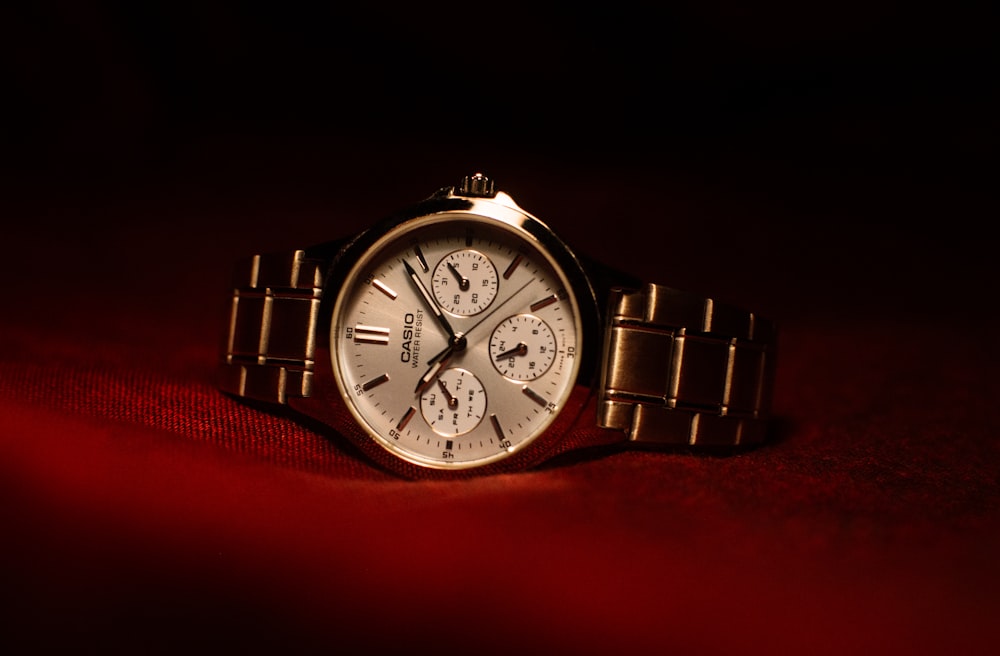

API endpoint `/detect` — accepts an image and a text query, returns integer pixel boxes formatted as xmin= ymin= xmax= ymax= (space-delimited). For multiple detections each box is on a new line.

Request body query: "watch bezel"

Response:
xmin=292 ymin=188 xmax=602 ymax=477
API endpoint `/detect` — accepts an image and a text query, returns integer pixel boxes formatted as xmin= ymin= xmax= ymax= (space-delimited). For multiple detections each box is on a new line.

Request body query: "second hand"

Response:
xmin=461 ymin=277 xmax=536 ymax=344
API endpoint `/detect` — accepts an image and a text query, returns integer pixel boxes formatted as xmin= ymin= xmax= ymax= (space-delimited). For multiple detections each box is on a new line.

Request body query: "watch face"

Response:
xmin=329 ymin=205 xmax=585 ymax=470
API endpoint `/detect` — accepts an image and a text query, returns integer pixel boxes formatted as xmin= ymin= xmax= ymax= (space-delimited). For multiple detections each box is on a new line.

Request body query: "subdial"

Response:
xmin=432 ymin=249 xmax=499 ymax=316
xmin=420 ymin=367 xmax=487 ymax=436
xmin=489 ymin=314 xmax=557 ymax=381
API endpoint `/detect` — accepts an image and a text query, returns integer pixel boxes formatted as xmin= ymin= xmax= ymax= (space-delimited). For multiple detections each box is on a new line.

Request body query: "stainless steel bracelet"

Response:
xmin=220 ymin=250 xmax=325 ymax=405
xmin=222 ymin=252 xmax=776 ymax=448
xmin=596 ymin=284 xmax=776 ymax=447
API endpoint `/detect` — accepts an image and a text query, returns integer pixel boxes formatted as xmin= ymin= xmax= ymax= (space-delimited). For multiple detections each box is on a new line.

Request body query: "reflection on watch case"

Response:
xmin=220 ymin=173 xmax=777 ymax=477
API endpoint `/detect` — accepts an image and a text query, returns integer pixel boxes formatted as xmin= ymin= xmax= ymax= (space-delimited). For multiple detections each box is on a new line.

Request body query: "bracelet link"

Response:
xmin=597 ymin=284 xmax=776 ymax=447
xmin=221 ymin=250 xmax=325 ymax=405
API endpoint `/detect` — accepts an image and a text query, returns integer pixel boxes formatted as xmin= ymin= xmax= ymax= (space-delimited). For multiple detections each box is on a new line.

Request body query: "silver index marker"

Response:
xmin=372 ymin=278 xmax=398 ymax=300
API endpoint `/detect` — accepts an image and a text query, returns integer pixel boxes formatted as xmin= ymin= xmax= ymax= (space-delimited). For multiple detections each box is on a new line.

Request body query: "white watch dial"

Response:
xmin=330 ymin=210 xmax=583 ymax=470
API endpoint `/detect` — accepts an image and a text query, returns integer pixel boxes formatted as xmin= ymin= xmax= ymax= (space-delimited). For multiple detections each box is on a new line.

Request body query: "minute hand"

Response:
xmin=413 ymin=276 xmax=535 ymax=395
xmin=402 ymin=259 xmax=456 ymax=340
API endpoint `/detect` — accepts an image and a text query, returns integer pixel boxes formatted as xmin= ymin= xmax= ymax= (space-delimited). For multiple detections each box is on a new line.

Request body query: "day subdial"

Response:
xmin=420 ymin=367 xmax=487 ymax=436
xmin=489 ymin=314 xmax=557 ymax=381
xmin=431 ymin=249 xmax=499 ymax=316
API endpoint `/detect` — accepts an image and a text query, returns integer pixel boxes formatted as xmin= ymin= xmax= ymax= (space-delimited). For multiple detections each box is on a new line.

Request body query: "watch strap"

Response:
xmin=596 ymin=284 xmax=776 ymax=447
xmin=220 ymin=250 xmax=325 ymax=405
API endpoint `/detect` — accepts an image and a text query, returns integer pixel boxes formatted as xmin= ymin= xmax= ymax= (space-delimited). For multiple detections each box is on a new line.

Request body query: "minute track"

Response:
xmin=327 ymin=212 xmax=583 ymax=470
xmin=221 ymin=174 xmax=775 ymax=475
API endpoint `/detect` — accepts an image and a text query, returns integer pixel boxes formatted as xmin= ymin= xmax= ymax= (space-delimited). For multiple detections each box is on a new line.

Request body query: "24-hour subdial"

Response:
xmin=420 ymin=367 xmax=487 ymax=436
xmin=432 ymin=249 xmax=499 ymax=315
xmin=489 ymin=314 xmax=557 ymax=381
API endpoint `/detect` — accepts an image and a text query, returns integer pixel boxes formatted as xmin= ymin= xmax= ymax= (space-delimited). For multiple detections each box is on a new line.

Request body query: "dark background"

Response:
xmin=6 ymin=2 xmax=995 ymax=174
xmin=4 ymin=2 xmax=995 ymax=323
xmin=2 ymin=3 xmax=998 ymax=654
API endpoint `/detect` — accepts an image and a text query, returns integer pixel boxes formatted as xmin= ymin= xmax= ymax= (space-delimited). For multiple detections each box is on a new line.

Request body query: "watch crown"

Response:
xmin=458 ymin=173 xmax=496 ymax=198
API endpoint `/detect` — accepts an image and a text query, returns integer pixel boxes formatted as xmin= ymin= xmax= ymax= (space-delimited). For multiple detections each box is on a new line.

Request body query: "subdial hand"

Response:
xmin=494 ymin=342 xmax=528 ymax=361
xmin=403 ymin=259 xmax=455 ymax=339
xmin=437 ymin=378 xmax=459 ymax=409
xmin=446 ymin=262 xmax=470 ymax=291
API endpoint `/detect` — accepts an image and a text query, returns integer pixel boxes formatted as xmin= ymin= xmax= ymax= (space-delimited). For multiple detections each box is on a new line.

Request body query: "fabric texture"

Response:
xmin=2 ymin=147 xmax=997 ymax=654
xmin=6 ymin=3 xmax=997 ymax=653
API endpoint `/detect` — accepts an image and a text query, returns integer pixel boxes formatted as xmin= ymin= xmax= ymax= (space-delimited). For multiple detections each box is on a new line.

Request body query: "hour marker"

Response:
xmin=530 ymin=295 xmax=557 ymax=312
xmin=372 ymin=278 xmax=398 ymax=299
xmin=354 ymin=325 xmax=390 ymax=345
xmin=503 ymin=254 xmax=523 ymax=279
xmin=414 ymin=245 xmax=429 ymax=272
xmin=522 ymin=386 xmax=547 ymax=407
xmin=396 ymin=406 xmax=416 ymax=431
xmin=445 ymin=440 xmax=454 ymax=450
xmin=490 ymin=414 xmax=505 ymax=439
xmin=362 ymin=373 xmax=390 ymax=391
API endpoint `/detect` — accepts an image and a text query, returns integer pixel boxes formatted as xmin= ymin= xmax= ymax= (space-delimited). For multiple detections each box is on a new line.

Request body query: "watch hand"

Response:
xmin=415 ymin=348 xmax=453 ymax=395
xmin=494 ymin=342 xmax=528 ymax=361
xmin=461 ymin=277 xmax=536 ymax=344
xmin=437 ymin=378 xmax=459 ymax=409
xmin=413 ymin=274 xmax=534 ymax=397
xmin=403 ymin=259 xmax=456 ymax=340
xmin=426 ymin=343 xmax=452 ymax=367
xmin=412 ymin=329 xmax=470 ymax=396
xmin=446 ymin=262 xmax=470 ymax=291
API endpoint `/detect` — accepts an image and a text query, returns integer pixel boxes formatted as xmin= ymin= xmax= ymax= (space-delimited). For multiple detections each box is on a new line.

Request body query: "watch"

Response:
xmin=220 ymin=174 xmax=777 ymax=477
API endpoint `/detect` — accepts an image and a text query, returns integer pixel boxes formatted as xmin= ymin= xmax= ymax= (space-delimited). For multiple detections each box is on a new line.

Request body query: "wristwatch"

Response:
xmin=220 ymin=174 xmax=777 ymax=477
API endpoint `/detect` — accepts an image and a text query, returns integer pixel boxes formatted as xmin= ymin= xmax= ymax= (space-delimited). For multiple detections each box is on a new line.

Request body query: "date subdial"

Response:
xmin=489 ymin=314 xmax=556 ymax=381
xmin=420 ymin=367 xmax=487 ymax=436
xmin=432 ymin=249 xmax=499 ymax=316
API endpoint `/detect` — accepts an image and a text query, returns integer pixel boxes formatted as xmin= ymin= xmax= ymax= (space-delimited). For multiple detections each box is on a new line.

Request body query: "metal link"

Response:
xmin=220 ymin=252 xmax=775 ymax=449
xmin=597 ymin=284 xmax=776 ymax=447
xmin=220 ymin=250 xmax=325 ymax=405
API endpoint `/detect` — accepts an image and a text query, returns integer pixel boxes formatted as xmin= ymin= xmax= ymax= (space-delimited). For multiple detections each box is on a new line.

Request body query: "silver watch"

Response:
xmin=220 ymin=174 xmax=777 ymax=477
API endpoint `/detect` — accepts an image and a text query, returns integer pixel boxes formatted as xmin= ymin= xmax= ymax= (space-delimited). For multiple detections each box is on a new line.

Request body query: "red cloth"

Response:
xmin=2 ymin=157 xmax=998 ymax=654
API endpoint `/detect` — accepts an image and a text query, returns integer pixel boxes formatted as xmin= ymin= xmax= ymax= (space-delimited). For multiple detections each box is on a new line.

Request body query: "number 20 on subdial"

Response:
xmin=489 ymin=314 xmax=556 ymax=381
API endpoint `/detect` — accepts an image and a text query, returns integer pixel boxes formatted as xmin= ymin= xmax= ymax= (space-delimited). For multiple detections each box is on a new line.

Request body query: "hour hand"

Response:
xmin=403 ymin=259 xmax=455 ymax=339
xmin=494 ymin=342 xmax=528 ymax=361
xmin=414 ymin=345 xmax=453 ymax=394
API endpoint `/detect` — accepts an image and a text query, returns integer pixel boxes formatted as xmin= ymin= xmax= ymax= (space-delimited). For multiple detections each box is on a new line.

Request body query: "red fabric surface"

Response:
xmin=3 ymin=4 xmax=996 ymax=652
xmin=2 ymin=150 xmax=998 ymax=654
